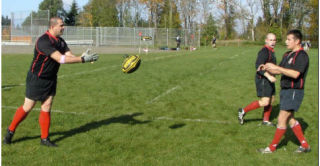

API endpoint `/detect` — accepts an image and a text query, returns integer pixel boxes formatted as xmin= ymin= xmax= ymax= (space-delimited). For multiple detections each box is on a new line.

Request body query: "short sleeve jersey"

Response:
xmin=279 ymin=48 xmax=309 ymax=89
xmin=29 ymin=31 xmax=70 ymax=79
xmin=256 ymin=46 xmax=277 ymax=77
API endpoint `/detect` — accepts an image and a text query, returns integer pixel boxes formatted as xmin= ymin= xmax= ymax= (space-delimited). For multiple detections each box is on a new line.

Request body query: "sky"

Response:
xmin=1 ymin=0 xmax=89 ymax=17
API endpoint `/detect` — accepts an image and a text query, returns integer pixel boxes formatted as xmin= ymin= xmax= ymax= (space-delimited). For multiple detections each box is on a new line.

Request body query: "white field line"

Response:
xmin=2 ymin=106 xmax=86 ymax=115
xmin=3 ymin=54 xmax=180 ymax=90
xmin=146 ymin=86 xmax=181 ymax=104
xmin=147 ymin=53 xmax=241 ymax=103
xmin=2 ymin=84 xmax=25 ymax=90
xmin=2 ymin=106 xmax=231 ymax=124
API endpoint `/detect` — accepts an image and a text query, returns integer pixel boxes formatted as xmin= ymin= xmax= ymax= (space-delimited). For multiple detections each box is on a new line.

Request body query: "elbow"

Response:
xmin=293 ymin=72 xmax=300 ymax=79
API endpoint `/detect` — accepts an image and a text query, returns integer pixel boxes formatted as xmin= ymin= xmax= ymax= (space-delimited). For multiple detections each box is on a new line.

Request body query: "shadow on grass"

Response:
xmin=169 ymin=123 xmax=186 ymax=129
xmin=12 ymin=112 xmax=150 ymax=144
xmin=277 ymin=117 xmax=309 ymax=149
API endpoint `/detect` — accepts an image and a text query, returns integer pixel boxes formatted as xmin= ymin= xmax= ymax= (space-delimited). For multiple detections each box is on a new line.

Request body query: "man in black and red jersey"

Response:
xmin=3 ymin=17 xmax=98 ymax=147
xmin=258 ymin=29 xmax=310 ymax=153
xmin=238 ymin=33 xmax=277 ymax=126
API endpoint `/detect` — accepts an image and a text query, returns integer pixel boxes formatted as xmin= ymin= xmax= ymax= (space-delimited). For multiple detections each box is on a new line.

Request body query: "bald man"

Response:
xmin=238 ymin=33 xmax=277 ymax=126
xmin=3 ymin=17 xmax=98 ymax=147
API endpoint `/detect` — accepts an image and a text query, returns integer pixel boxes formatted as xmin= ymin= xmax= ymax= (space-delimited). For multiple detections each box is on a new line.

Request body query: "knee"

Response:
xmin=259 ymin=99 xmax=270 ymax=107
xmin=41 ymin=103 xmax=52 ymax=112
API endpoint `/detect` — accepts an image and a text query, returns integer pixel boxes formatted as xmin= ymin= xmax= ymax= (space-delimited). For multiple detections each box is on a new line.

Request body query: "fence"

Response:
xmin=2 ymin=25 xmax=201 ymax=49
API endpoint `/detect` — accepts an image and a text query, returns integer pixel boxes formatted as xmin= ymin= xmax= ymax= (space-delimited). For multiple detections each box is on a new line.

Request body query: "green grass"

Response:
xmin=2 ymin=46 xmax=318 ymax=165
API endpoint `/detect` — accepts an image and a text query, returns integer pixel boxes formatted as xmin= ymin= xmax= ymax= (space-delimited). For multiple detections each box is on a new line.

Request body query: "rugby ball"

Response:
xmin=122 ymin=55 xmax=141 ymax=73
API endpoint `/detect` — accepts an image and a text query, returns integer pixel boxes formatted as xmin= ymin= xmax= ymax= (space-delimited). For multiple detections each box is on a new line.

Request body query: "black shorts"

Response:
xmin=255 ymin=77 xmax=275 ymax=97
xmin=280 ymin=89 xmax=304 ymax=112
xmin=25 ymin=71 xmax=57 ymax=101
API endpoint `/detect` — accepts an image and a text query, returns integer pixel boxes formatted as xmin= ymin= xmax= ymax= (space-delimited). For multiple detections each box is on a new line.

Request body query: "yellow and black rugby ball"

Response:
xmin=122 ymin=55 xmax=141 ymax=73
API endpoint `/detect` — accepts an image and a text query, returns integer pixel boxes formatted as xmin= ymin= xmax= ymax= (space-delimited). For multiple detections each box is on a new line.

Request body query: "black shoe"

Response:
xmin=3 ymin=129 xmax=14 ymax=144
xmin=40 ymin=138 xmax=57 ymax=147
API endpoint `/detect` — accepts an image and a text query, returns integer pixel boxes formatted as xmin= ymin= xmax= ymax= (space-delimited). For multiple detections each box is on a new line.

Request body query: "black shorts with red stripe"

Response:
xmin=25 ymin=71 xmax=57 ymax=102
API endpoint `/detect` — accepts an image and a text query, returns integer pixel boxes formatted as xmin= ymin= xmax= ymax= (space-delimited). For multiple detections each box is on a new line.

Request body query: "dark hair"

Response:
xmin=287 ymin=29 xmax=303 ymax=44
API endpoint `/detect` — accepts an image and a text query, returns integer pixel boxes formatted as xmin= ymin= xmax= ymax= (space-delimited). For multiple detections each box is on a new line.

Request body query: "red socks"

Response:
xmin=8 ymin=106 xmax=29 ymax=132
xmin=39 ymin=111 xmax=51 ymax=139
xmin=263 ymin=105 xmax=272 ymax=121
xmin=243 ymin=101 xmax=260 ymax=113
xmin=291 ymin=121 xmax=309 ymax=148
xmin=269 ymin=127 xmax=286 ymax=151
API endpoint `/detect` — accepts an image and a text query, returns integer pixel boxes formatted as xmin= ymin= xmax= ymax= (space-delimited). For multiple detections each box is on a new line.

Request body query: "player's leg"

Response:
xmin=258 ymin=110 xmax=291 ymax=153
xmin=39 ymin=96 xmax=57 ymax=147
xmin=288 ymin=114 xmax=311 ymax=152
xmin=261 ymin=96 xmax=275 ymax=126
xmin=238 ymin=98 xmax=263 ymax=125
xmin=3 ymin=97 xmax=36 ymax=144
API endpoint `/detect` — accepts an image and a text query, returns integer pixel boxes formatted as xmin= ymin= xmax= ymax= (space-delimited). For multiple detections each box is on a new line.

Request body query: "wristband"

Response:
xmin=60 ymin=55 xmax=66 ymax=64
xmin=81 ymin=56 xmax=85 ymax=63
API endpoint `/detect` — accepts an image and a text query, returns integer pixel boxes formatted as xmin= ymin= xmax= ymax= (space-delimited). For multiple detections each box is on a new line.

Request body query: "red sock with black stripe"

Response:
xmin=291 ymin=121 xmax=309 ymax=148
xmin=8 ymin=106 xmax=29 ymax=132
xmin=269 ymin=127 xmax=286 ymax=151
xmin=263 ymin=105 xmax=272 ymax=121
xmin=243 ymin=101 xmax=260 ymax=113
xmin=39 ymin=111 xmax=50 ymax=139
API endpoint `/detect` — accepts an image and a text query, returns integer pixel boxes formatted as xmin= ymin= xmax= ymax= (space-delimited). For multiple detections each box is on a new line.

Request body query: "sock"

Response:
xmin=263 ymin=105 xmax=272 ymax=122
xmin=8 ymin=106 xmax=29 ymax=132
xmin=269 ymin=127 xmax=286 ymax=151
xmin=291 ymin=121 xmax=309 ymax=148
xmin=39 ymin=111 xmax=50 ymax=139
xmin=243 ymin=101 xmax=260 ymax=113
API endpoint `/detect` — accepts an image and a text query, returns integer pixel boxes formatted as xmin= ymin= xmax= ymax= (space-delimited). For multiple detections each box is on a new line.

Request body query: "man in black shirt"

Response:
xmin=238 ymin=33 xmax=277 ymax=126
xmin=258 ymin=30 xmax=310 ymax=153
xmin=3 ymin=17 xmax=98 ymax=147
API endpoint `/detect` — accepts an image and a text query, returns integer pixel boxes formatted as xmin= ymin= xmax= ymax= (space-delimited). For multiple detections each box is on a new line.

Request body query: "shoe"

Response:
xmin=294 ymin=146 xmax=311 ymax=153
xmin=262 ymin=121 xmax=276 ymax=127
xmin=238 ymin=108 xmax=245 ymax=125
xmin=257 ymin=147 xmax=273 ymax=154
xmin=40 ymin=138 xmax=57 ymax=147
xmin=3 ymin=129 xmax=14 ymax=144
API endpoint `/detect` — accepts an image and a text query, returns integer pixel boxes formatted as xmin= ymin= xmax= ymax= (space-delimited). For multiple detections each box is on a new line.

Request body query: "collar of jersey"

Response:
xmin=264 ymin=45 xmax=274 ymax=52
xmin=45 ymin=31 xmax=58 ymax=42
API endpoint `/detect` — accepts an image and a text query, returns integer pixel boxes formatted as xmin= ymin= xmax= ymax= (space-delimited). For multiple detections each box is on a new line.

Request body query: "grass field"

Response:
xmin=2 ymin=46 xmax=318 ymax=165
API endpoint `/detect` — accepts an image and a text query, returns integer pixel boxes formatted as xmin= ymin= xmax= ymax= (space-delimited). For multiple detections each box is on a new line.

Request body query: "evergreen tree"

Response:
xmin=65 ymin=0 xmax=79 ymax=26
xmin=201 ymin=14 xmax=218 ymax=46
xmin=39 ymin=0 xmax=65 ymax=18
xmin=86 ymin=0 xmax=119 ymax=27
xmin=2 ymin=15 xmax=11 ymax=26
xmin=158 ymin=0 xmax=181 ymax=28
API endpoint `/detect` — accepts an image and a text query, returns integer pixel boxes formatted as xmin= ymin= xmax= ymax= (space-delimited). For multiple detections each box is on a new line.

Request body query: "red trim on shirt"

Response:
xmin=45 ymin=31 xmax=58 ymax=42
xmin=38 ymin=57 xmax=49 ymax=77
xmin=31 ymin=39 xmax=45 ymax=72
xmin=264 ymin=45 xmax=274 ymax=52
xmin=300 ymin=78 xmax=303 ymax=89
xmin=292 ymin=47 xmax=304 ymax=65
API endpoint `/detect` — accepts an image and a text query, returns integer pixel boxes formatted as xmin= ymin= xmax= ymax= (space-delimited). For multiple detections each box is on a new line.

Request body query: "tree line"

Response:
xmin=2 ymin=0 xmax=318 ymax=45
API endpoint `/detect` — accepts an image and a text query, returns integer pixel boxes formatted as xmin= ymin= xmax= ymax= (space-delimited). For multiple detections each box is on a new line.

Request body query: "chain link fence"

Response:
xmin=2 ymin=25 xmax=200 ymax=49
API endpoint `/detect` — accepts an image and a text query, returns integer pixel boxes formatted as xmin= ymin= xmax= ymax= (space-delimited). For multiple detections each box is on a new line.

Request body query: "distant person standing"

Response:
xmin=3 ymin=17 xmax=98 ymax=147
xmin=211 ymin=35 xmax=217 ymax=48
xmin=176 ymin=35 xmax=181 ymax=50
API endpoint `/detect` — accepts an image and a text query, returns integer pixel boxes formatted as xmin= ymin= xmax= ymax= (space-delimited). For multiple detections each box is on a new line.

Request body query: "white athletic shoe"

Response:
xmin=258 ymin=147 xmax=273 ymax=154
